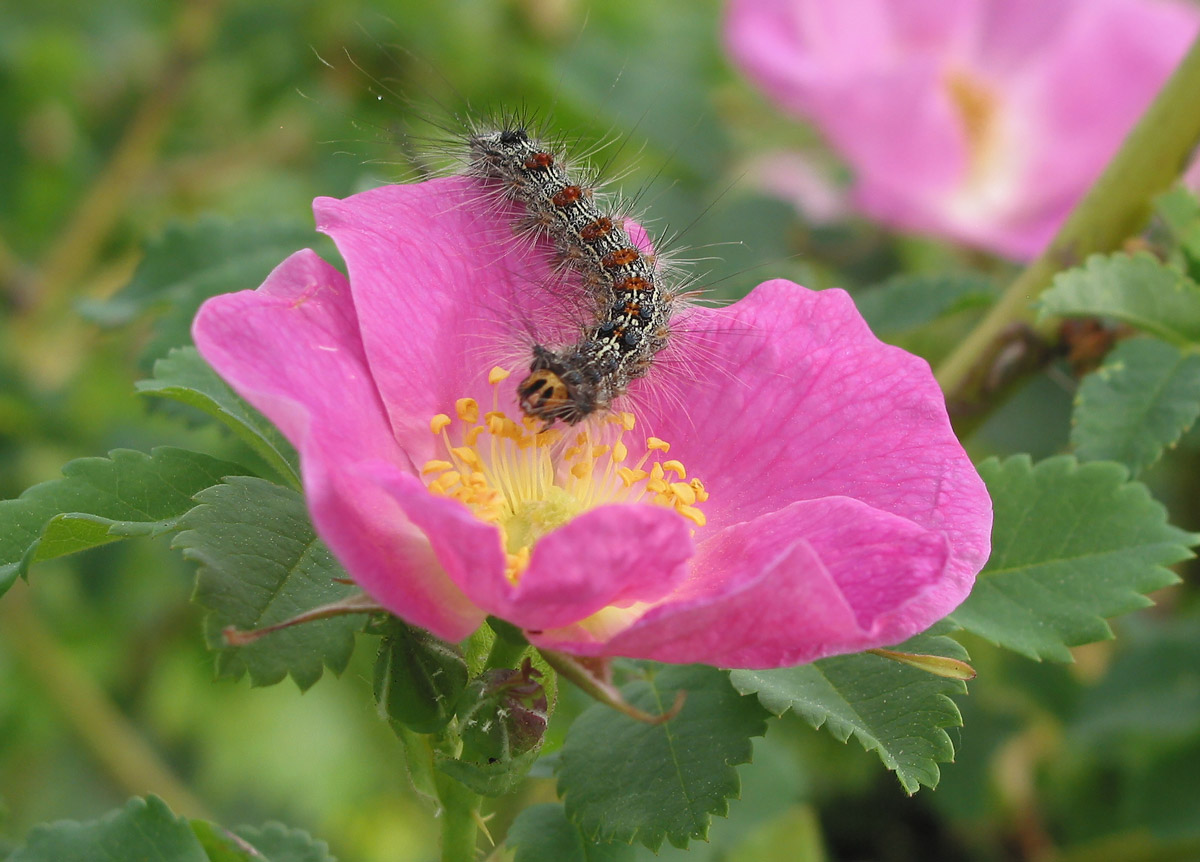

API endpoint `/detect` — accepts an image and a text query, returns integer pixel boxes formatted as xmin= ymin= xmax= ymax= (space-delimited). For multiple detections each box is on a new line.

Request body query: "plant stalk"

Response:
xmin=0 ymin=585 xmax=213 ymax=820
xmin=434 ymin=770 xmax=481 ymax=862
xmin=936 ymin=32 xmax=1200 ymax=415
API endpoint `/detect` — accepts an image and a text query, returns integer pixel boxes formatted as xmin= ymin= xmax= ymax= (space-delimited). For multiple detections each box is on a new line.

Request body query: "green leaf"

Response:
xmin=232 ymin=823 xmax=336 ymax=862
xmin=950 ymin=456 xmax=1195 ymax=661
xmin=1038 ymin=252 xmax=1200 ymax=345
xmin=730 ymin=632 xmax=968 ymax=794
xmin=373 ymin=617 xmax=468 ymax=734
xmin=507 ymin=804 xmax=634 ymax=862
xmin=855 ymin=272 xmax=998 ymax=334
xmin=1156 ymin=186 xmax=1200 ymax=272
xmin=191 ymin=820 xmax=337 ymax=862
xmin=174 ymin=477 xmax=364 ymax=691
xmin=0 ymin=448 xmax=246 ymax=597
xmin=137 ymin=347 xmax=300 ymax=488
xmin=435 ymin=747 xmax=541 ymax=797
xmin=1071 ymin=337 xmax=1200 ymax=474
xmin=6 ymin=796 xmax=207 ymax=862
xmin=557 ymin=665 xmax=770 ymax=851
xmin=80 ymin=217 xmax=324 ymax=362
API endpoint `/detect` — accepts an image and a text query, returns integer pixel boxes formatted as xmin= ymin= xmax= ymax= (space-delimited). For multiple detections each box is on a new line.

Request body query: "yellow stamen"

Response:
xmin=422 ymin=393 xmax=710 ymax=589
xmin=670 ymin=481 xmax=696 ymax=505
xmin=452 ymin=446 xmax=481 ymax=468
xmin=488 ymin=366 xmax=511 ymax=385
xmin=429 ymin=471 xmax=462 ymax=494
xmin=456 ymin=398 xmax=479 ymax=423
xmin=618 ymin=467 xmax=648 ymax=486
xmin=608 ymin=411 xmax=636 ymax=431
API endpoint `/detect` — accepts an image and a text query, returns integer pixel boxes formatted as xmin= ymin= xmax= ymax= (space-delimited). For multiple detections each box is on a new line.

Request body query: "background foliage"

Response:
xmin=2 ymin=1 xmax=1199 ymax=860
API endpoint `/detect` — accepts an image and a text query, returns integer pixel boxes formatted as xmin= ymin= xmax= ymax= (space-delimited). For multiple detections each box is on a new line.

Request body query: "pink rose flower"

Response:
xmin=192 ymin=178 xmax=992 ymax=668
xmin=725 ymin=0 xmax=1200 ymax=260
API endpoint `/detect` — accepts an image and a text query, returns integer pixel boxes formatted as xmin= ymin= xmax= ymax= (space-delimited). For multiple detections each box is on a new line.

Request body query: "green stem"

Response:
xmin=10 ymin=0 xmax=222 ymax=391
xmin=0 ymin=585 xmax=214 ymax=820
xmin=484 ymin=632 xmax=528 ymax=670
xmin=935 ymin=31 xmax=1200 ymax=406
xmin=434 ymin=770 xmax=481 ymax=862
xmin=28 ymin=0 xmax=220 ymax=316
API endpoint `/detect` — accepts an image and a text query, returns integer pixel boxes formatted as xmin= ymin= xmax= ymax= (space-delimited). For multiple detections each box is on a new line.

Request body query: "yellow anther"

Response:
xmin=618 ymin=467 xmax=648 ymax=486
xmin=423 ymin=381 xmax=708 ymax=582
xmin=429 ymin=471 xmax=462 ymax=494
xmin=670 ymin=481 xmax=697 ymax=505
xmin=505 ymin=546 xmax=531 ymax=583
xmin=456 ymin=398 xmax=479 ymax=423
xmin=452 ymin=446 xmax=481 ymax=468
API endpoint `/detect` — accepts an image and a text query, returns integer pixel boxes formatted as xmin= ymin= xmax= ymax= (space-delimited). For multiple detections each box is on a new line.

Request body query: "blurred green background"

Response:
xmin=2 ymin=1 xmax=1198 ymax=860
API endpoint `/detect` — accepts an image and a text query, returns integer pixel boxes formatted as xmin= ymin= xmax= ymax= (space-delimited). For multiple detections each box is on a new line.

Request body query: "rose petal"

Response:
xmin=193 ymin=250 xmax=484 ymax=639
xmin=726 ymin=0 xmax=1200 ymax=259
xmin=366 ymin=458 xmax=694 ymax=630
xmin=646 ymin=280 xmax=991 ymax=601
xmin=315 ymin=180 xmax=582 ymax=465
xmin=512 ymin=504 xmax=694 ymax=629
xmin=533 ymin=495 xmax=951 ymax=667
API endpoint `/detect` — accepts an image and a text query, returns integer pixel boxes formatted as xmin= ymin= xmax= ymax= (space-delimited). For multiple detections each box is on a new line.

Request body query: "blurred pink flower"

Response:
xmin=192 ymin=179 xmax=992 ymax=668
xmin=726 ymin=0 xmax=1200 ymax=259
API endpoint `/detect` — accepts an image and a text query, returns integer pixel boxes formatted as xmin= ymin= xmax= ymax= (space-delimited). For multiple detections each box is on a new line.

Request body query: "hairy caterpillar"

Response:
xmin=464 ymin=125 xmax=678 ymax=426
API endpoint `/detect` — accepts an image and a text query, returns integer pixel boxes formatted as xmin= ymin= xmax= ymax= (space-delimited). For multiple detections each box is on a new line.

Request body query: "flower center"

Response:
xmin=421 ymin=366 xmax=709 ymax=584
xmin=944 ymin=67 xmax=1002 ymax=182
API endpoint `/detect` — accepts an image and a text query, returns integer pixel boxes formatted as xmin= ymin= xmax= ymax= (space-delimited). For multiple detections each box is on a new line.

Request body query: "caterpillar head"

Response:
xmin=516 ymin=346 xmax=598 ymax=427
